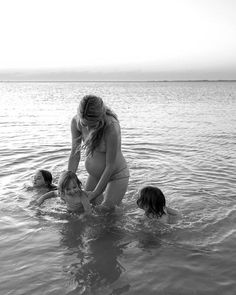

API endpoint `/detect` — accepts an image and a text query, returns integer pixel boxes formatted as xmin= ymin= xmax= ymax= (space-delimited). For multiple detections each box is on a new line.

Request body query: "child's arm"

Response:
xmin=166 ymin=206 xmax=179 ymax=216
xmin=80 ymin=191 xmax=92 ymax=214
xmin=36 ymin=191 xmax=57 ymax=206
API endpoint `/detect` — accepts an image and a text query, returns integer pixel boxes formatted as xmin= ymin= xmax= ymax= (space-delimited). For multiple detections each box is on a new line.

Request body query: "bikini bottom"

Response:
xmin=110 ymin=166 xmax=130 ymax=182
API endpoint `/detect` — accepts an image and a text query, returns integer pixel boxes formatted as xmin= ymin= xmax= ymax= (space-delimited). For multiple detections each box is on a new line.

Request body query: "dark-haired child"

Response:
xmin=137 ymin=186 xmax=178 ymax=223
xmin=33 ymin=169 xmax=57 ymax=189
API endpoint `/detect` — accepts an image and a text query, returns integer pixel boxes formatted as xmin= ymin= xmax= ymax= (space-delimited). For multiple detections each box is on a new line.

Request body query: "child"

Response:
xmin=35 ymin=171 xmax=92 ymax=214
xmin=137 ymin=186 xmax=178 ymax=223
xmin=32 ymin=169 xmax=57 ymax=190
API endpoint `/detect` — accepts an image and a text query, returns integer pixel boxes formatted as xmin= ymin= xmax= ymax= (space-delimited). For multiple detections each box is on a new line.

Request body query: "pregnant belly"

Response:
xmin=85 ymin=152 xmax=106 ymax=179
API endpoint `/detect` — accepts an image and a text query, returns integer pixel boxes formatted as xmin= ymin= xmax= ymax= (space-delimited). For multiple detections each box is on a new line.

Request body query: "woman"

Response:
xmin=68 ymin=95 xmax=129 ymax=209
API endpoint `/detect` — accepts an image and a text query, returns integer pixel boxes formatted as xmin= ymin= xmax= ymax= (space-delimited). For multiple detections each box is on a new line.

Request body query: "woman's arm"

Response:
xmin=80 ymin=192 xmax=92 ymax=214
xmin=68 ymin=117 xmax=82 ymax=173
xmin=89 ymin=124 xmax=119 ymax=202
xmin=36 ymin=191 xmax=57 ymax=206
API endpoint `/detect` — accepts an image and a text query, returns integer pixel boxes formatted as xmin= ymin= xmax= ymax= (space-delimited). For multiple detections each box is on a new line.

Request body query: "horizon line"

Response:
xmin=1 ymin=79 xmax=236 ymax=83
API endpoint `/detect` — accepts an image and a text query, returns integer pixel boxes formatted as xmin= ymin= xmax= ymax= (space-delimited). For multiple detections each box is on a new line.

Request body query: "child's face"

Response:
xmin=64 ymin=179 xmax=80 ymax=196
xmin=33 ymin=171 xmax=46 ymax=187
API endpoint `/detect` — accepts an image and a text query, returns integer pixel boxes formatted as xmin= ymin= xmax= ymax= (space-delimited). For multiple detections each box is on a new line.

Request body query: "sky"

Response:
xmin=0 ymin=0 xmax=236 ymax=80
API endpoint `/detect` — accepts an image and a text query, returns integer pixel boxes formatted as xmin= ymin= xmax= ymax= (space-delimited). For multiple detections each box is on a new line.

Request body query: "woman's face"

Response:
xmin=80 ymin=117 xmax=100 ymax=130
xmin=33 ymin=171 xmax=46 ymax=187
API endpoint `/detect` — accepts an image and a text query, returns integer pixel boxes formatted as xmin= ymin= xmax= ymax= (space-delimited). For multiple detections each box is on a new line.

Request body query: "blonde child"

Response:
xmin=35 ymin=171 xmax=92 ymax=214
xmin=137 ymin=186 xmax=178 ymax=223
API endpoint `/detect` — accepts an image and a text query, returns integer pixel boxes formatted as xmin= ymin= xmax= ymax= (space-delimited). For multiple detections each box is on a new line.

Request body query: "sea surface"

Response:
xmin=0 ymin=81 xmax=235 ymax=295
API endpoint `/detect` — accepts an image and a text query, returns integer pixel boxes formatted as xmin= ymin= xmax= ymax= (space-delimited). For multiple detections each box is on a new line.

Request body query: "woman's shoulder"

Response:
xmin=71 ymin=115 xmax=82 ymax=133
xmin=71 ymin=115 xmax=79 ymax=125
xmin=105 ymin=116 xmax=120 ymax=133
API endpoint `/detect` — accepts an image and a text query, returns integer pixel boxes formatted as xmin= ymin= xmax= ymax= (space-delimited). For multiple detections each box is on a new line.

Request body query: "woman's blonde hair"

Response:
xmin=78 ymin=95 xmax=118 ymax=156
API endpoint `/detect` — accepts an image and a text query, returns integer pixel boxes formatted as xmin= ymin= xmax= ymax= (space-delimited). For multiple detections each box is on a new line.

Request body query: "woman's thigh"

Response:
xmin=103 ymin=177 xmax=129 ymax=207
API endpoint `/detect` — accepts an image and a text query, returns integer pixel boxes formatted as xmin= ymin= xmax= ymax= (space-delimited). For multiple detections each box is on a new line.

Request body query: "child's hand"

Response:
xmin=30 ymin=196 xmax=46 ymax=207
xmin=29 ymin=199 xmax=40 ymax=207
xmin=29 ymin=200 xmax=36 ymax=206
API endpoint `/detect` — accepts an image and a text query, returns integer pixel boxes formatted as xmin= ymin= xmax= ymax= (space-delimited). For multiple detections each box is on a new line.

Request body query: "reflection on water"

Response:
xmin=0 ymin=81 xmax=236 ymax=294
xmin=60 ymin=215 xmax=129 ymax=294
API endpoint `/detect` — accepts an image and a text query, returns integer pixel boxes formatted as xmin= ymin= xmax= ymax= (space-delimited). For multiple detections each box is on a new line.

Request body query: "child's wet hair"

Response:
xmin=137 ymin=186 xmax=166 ymax=218
xmin=58 ymin=171 xmax=82 ymax=193
xmin=39 ymin=169 xmax=53 ymax=186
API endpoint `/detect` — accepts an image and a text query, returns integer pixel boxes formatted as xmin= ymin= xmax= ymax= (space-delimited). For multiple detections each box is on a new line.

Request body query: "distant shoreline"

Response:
xmin=1 ymin=80 xmax=236 ymax=83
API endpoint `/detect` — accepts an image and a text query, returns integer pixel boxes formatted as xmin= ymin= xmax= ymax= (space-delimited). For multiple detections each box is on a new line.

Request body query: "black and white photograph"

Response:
xmin=0 ymin=0 xmax=235 ymax=294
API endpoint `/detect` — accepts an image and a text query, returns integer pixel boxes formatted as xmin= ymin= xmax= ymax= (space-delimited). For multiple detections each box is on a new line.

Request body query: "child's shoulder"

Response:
xmin=166 ymin=206 xmax=179 ymax=216
xmin=158 ymin=212 xmax=169 ymax=224
xmin=166 ymin=207 xmax=180 ymax=224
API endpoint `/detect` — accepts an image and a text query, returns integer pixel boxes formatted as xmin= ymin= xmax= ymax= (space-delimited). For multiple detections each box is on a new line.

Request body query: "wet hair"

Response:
xmin=58 ymin=171 xmax=82 ymax=194
xmin=78 ymin=95 xmax=118 ymax=156
xmin=39 ymin=169 xmax=53 ymax=187
xmin=137 ymin=186 xmax=166 ymax=218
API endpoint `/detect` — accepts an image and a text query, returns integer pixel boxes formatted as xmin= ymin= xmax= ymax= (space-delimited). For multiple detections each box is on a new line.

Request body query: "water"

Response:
xmin=0 ymin=81 xmax=235 ymax=295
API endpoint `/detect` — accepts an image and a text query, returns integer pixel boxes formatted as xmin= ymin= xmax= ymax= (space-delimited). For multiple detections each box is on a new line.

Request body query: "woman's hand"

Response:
xmin=85 ymin=190 xmax=97 ymax=202
xmin=80 ymin=192 xmax=92 ymax=214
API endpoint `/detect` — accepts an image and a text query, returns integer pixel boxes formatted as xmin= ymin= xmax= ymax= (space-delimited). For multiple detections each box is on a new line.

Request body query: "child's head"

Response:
xmin=33 ymin=170 xmax=53 ymax=187
xmin=137 ymin=186 xmax=166 ymax=218
xmin=58 ymin=171 xmax=82 ymax=196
